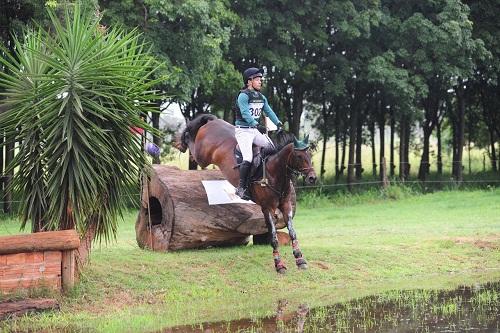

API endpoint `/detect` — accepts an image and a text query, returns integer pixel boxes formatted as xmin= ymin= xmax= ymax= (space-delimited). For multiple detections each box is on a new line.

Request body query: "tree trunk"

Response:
xmin=335 ymin=120 xmax=340 ymax=181
xmin=390 ymin=107 xmax=395 ymax=177
xmin=320 ymin=133 xmax=327 ymax=181
xmin=370 ymin=121 xmax=377 ymax=177
xmin=418 ymin=126 xmax=432 ymax=181
xmin=339 ymin=129 xmax=347 ymax=182
xmin=3 ymin=138 xmax=13 ymax=214
xmin=136 ymin=166 xmax=290 ymax=251
xmin=454 ymin=81 xmax=466 ymax=181
xmin=404 ymin=120 xmax=411 ymax=179
xmin=290 ymin=85 xmax=303 ymax=137
xmin=347 ymin=107 xmax=357 ymax=191
xmin=489 ymin=129 xmax=497 ymax=172
xmin=468 ymin=120 xmax=472 ymax=175
xmin=399 ymin=116 xmax=406 ymax=180
xmin=378 ymin=102 xmax=385 ymax=182
xmin=355 ymin=117 xmax=363 ymax=180
xmin=437 ymin=119 xmax=443 ymax=175
xmin=75 ymin=223 xmax=96 ymax=276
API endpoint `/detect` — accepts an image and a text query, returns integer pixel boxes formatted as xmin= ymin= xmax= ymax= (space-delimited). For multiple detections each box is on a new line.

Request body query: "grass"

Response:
xmin=0 ymin=188 xmax=499 ymax=332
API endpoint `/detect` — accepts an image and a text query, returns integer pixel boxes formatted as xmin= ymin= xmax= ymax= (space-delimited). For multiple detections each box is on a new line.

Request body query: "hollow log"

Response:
xmin=136 ymin=165 xmax=295 ymax=251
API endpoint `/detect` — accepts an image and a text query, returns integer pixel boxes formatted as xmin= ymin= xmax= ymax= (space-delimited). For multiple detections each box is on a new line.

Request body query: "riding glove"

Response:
xmin=257 ymin=124 xmax=267 ymax=134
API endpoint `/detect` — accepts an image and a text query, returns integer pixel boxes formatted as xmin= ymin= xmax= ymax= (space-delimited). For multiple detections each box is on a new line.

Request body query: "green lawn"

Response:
xmin=1 ymin=189 xmax=499 ymax=332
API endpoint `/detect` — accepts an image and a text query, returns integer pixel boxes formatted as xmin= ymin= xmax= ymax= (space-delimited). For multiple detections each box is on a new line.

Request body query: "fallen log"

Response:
xmin=0 ymin=299 xmax=59 ymax=320
xmin=136 ymin=165 xmax=295 ymax=251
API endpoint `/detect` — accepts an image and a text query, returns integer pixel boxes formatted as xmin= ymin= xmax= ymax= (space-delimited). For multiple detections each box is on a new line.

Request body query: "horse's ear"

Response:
xmin=293 ymin=136 xmax=299 ymax=147
xmin=304 ymin=134 xmax=309 ymax=144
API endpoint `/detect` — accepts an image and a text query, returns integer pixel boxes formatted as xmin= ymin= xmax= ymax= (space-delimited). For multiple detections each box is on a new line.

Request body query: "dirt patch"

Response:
xmin=452 ymin=235 xmax=500 ymax=250
xmin=311 ymin=261 xmax=330 ymax=270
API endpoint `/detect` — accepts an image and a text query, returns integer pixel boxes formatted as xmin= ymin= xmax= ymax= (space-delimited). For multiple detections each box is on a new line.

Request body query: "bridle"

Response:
xmin=286 ymin=147 xmax=314 ymax=178
xmin=258 ymin=146 xmax=313 ymax=199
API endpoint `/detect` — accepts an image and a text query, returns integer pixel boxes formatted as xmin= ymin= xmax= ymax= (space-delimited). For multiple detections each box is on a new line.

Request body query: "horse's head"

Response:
xmin=290 ymin=134 xmax=317 ymax=185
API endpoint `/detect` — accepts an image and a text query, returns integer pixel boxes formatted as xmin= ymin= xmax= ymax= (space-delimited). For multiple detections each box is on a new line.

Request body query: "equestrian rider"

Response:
xmin=234 ymin=67 xmax=283 ymax=200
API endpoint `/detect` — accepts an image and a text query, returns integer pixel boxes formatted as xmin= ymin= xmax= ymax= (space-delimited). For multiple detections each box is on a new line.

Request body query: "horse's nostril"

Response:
xmin=308 ymin=176 xmax=317 ymax=184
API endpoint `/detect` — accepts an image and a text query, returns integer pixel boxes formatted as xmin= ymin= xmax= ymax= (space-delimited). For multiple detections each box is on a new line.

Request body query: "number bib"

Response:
xmin=249 ymin=102 xmax=264 ymax=117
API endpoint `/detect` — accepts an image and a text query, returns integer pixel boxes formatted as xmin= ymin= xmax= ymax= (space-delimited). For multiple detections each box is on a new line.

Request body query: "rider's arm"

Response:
xmin=262 ymin=95 xmax=281 ymax=126
xmin=237 ymin=93 xmax=259 ymax=126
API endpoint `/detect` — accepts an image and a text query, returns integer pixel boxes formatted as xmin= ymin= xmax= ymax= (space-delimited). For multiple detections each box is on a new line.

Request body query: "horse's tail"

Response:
xmin=174 ymin=113 xmax=218 ymax=152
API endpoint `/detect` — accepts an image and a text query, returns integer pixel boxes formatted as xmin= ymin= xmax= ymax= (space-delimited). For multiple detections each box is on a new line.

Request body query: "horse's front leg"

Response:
xmin=263 ymin=208 xmax=287 ymax=274
xmin=281 ymin=203 xmax=308 ymax=270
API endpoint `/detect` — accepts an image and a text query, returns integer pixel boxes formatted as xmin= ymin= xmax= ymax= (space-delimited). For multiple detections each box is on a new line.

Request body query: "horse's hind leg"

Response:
xmin=282 ymin=206 xmax=308 ymax=270
xmin=263 ymin=210 xmax=287 ymax=274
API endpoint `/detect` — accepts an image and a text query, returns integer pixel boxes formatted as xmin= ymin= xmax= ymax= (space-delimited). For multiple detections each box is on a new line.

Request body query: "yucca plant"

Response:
xmin=0 ymin=5 xmax=160 ymax=260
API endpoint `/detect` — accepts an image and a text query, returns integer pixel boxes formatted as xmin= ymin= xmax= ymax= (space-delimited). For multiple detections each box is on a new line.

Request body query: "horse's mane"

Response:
xmin=261 ymin=130 xmax=295 ymax=159
xmin=174 ymin=113 xmax=217 ymax=152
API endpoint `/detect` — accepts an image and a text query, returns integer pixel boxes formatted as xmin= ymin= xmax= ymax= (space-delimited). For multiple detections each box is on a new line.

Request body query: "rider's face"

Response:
xmin=249 ymin=76 xmax=263 ymax=91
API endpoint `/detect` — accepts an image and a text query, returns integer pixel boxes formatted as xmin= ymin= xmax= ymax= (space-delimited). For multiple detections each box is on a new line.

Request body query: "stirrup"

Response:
xmin=235 ymin=187 xmax=251 ymax=201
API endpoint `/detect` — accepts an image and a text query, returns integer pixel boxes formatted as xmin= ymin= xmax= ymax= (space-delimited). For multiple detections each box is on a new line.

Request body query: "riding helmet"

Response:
xmin=243 ymin=67 xmax=264 ymax=84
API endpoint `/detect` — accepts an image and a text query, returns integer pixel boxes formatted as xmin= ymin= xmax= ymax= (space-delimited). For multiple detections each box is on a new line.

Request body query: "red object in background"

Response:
xmin=130 ymin=127 xmax=144 ymax=135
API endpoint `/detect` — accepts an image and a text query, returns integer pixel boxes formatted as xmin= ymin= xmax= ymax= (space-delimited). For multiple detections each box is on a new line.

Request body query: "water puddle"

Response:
xmin=161 ymin=281 xmax=499 ymax=332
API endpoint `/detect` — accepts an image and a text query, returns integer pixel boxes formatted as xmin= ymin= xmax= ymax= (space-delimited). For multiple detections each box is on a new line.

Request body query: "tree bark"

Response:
xmin=399 ymin=116 xmax=406 ymax=180
xmin=489 ymin=129 xmax=497 ymax=172
xmin=437 ymin=118 xmax=443 ymax=175
xmin=335 ymin=118 xmax=340 ymax=181
xmin=389 ymin=107 xmax=395 ymax=177
xmin=453 ymin=80 xmax=466 ymax=181
xmin=3 ymin=138 xmax=13 ymax=214
xmin=338 ymin=128 xmax=347 ymax=182
xmin=404 ymin=120 xmax=411 ymax=179
xmin=355 ymin=116 xmax=363 ymax=180
xmin=378 ymin=95 xmax=386 ymax=182
xmin=320 ymin=134 xmax=327 ymax=181
xmin=290 ymin=85 xmax=304 ymax=137
xmin=418 ymin=126 xmax=432 ymax=181
xmin=370 ymin=121 xmax=377 ymax=177
xmin=347 ymin=106 xmax=357 ymax=191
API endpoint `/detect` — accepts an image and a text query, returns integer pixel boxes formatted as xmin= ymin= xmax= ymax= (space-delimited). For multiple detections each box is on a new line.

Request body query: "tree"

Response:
xmin=0 ymin=5 xmax=159 ymax=264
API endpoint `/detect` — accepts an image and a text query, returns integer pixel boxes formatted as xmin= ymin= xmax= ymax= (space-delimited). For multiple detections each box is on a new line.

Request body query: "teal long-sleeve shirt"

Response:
xmin=235 ymin=92 xmax=280 ymax=127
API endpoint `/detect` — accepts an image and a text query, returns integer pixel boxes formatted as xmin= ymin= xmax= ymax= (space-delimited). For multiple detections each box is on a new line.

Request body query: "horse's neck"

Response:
xmin=267 ymin=143 xmax=293 ymax=184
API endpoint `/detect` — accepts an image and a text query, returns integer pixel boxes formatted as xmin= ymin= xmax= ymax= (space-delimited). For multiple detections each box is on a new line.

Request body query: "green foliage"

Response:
xmin=0 ymin=5 xmax=160 ymax=240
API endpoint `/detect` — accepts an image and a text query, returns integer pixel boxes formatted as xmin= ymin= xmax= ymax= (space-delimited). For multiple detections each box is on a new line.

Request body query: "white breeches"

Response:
xmin=235 ymin=128 xmax=273 ymax=162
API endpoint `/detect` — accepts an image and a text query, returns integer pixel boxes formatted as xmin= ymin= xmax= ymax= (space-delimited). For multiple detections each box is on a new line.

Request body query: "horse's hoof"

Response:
xmin=277 ymin=267 xmax=287 ymax=274
xmin=297 ymin=263 xmax=308 ymax=270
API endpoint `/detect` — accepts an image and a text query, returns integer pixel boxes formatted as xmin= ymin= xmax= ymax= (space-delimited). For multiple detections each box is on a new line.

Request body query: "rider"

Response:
xmin=234 ymin=67 xmax=283 ymax=200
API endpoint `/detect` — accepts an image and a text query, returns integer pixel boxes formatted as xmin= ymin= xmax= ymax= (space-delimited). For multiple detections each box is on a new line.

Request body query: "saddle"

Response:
xmin=234 ymin=145 xmax=264 ymax=182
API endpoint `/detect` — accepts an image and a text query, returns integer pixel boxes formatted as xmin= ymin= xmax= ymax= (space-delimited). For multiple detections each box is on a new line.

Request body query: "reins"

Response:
xmin=259 ymin=146 xmax=311 ymax=199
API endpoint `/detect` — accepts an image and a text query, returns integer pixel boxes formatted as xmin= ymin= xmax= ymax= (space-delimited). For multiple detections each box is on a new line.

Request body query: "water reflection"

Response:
xmin=161 ymin=282 xmax=500 ymax=333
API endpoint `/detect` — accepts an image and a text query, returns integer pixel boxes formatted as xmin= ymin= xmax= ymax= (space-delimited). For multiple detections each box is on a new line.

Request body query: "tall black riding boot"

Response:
xmin=235 ymin=161 xmax=252 ymax=200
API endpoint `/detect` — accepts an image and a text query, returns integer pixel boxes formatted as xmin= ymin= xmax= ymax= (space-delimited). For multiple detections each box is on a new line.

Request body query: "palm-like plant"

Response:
xmin=0 ymin=6 xmax=160 ymax=247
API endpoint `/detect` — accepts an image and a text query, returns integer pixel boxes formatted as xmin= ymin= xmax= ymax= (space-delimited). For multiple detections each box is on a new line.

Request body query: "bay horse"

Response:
xmin=175 ymin=114 xmax=317 ymax=274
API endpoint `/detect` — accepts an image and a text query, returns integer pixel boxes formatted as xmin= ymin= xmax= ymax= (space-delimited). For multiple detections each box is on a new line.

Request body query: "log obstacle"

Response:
xmin=0 ymin=230 xmax=80 ymax=294
xmin=136 ymin=165 xmax=295 ymax=251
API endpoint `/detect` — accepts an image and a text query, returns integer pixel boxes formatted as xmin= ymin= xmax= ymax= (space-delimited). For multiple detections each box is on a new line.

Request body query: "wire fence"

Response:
xmin=0 ymin=178 xmax=499 ymax=207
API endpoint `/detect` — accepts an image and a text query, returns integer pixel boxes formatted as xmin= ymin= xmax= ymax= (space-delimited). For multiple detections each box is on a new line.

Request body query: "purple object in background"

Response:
xmin=146 ymin=142 xmax=160 ymax=157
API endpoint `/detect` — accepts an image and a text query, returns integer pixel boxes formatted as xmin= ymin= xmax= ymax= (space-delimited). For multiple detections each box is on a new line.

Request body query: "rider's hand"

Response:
xmin=276 ymin=122 xmax=283 ymax=130
xmin=257 ymin=124 xmax=267 ymax=134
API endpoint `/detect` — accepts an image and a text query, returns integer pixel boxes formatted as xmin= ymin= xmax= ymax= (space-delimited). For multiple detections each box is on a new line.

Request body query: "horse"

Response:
xmin=175 ymin=114 xmax=317 ymax=273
